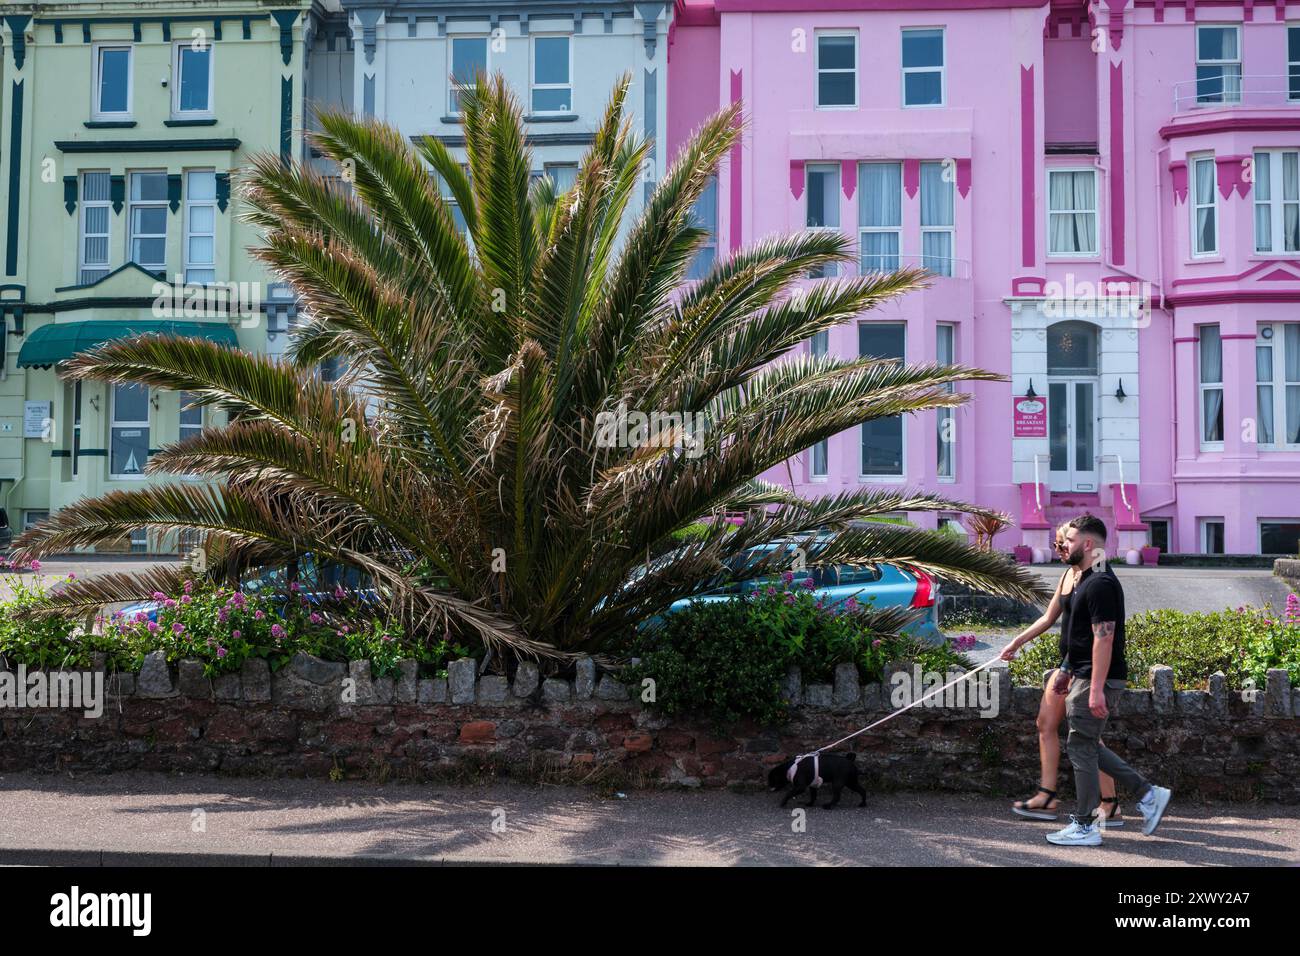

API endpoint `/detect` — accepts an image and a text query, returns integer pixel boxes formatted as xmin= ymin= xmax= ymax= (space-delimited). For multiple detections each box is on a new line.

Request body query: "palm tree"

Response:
xmin=14 ymin=74 xmax=1048 ymax=663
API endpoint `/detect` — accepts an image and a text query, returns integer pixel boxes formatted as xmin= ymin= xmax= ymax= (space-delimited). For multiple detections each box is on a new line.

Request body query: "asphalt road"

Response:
xmin=0 ymin=772 xmax=1295 ymax=866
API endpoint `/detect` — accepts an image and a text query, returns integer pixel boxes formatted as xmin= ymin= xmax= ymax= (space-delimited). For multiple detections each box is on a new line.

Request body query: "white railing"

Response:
xmin=1032 ymin=453 xmax=1043 ymax=514
xmin=1172 ymin=74 xmax=1299 ymax=114
xmin=1096 ymin=453 xmax=1131 ymax=513
xmin=856 ymin=252 xmax=972 ymax=281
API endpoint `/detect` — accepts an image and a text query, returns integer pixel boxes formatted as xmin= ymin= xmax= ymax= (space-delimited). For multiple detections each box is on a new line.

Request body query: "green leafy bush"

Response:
xmin=621 ymin=574 xmax=972 ymax=729
xmin=1008 ymin=595 xmax=1300 ymax=690
xmin=0 ymin=570 xmax=132 ymax=670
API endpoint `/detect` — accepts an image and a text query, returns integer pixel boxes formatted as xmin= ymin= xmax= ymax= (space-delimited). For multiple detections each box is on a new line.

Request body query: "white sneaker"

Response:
xmin=1046 ymin=815 xmax=1102 ymax=846
xmin=1136 ymin=786 xmax=1172 ymax=836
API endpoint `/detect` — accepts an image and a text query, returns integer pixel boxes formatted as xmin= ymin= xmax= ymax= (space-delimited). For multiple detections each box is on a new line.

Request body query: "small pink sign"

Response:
xmin=1013 ymin=395 xmax=1047 ymax=437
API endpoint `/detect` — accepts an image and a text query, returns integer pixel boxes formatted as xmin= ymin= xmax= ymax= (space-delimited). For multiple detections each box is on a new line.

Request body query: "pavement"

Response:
xmin=0 ymin=772 xmax=1296 ymax=866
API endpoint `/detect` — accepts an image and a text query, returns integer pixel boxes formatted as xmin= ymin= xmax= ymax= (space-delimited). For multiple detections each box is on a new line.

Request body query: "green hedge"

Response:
xmin=1008 ymin=596 xmax=1300 ymax=690
xmin=619 ymin=574 xmax=972 ymax=730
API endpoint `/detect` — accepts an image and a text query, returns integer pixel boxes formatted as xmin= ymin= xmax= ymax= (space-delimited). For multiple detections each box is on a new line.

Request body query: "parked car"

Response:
xmin=0 ymin=509 xmax=10 ymax=552
xmin=663 ymin=559 xmax=942 ymax=642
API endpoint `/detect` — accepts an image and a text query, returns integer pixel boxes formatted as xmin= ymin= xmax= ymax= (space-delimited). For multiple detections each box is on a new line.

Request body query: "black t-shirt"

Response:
xmin=1062 ymin=567 xmax=1127 ymax=681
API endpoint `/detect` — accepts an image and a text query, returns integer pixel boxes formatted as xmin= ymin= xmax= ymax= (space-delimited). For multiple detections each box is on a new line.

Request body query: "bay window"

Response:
xmin=920 ymin=161 xmax=954 ymax=276
xmin=858 ymin=162 xmax=902 ymax=273
xmin=1253 ymin=149 xmax=1300 ymax=253
xmin=1256 ymin=323 xmax=1300 ymax=448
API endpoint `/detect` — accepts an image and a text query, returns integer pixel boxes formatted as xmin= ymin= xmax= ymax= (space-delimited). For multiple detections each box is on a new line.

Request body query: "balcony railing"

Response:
xmin=851 ymin=253 xmax=972 ymax=281
xmin=1173 ymin=73 xmax=1300 ymax=114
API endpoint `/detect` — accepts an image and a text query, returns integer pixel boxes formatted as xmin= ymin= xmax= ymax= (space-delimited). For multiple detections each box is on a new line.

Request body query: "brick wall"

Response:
xmin=2 ymin=652 xmax=1297 ymax=802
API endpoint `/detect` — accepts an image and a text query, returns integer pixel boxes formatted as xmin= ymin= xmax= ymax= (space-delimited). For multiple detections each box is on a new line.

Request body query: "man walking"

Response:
xmin=1031 ymin=514 xmax=1171 ymax=846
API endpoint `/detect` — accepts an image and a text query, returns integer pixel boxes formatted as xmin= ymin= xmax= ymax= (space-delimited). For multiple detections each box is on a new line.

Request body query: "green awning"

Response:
xmin=17 ymin=320 xmax=239 ymax=369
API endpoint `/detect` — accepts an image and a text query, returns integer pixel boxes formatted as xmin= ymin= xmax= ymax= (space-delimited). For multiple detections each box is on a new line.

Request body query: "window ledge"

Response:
xmin=439 ymin=115 xmax=466 ymax=125
xmin=1184 ymin=256 xmax=1225 ymax=265
xmin=164 ymin=118 xmax=219 ymax=127
xmin=85 ymin=120 xmax=137 ymax=129
xmin=524 ymin=112 xmax=579 ymax=123
xmin=859 ymin=474 xmax=906 ymax=483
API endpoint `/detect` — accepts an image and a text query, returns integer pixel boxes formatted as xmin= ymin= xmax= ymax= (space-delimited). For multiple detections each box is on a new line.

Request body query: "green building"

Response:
xmin=0 ymin=1 xmax=352 ymax=551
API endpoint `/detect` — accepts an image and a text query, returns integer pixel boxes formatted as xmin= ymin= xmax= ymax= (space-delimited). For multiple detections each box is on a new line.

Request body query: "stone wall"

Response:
xmin=2 ymin=652 xmax=1298 ymax=802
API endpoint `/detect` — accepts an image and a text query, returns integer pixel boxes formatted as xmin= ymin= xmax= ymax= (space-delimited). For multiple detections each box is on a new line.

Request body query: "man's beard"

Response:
xmin=1065 ymin=546 xmax=1086 ymax=566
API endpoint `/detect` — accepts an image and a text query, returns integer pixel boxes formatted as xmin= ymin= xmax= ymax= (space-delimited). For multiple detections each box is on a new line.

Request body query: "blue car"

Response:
xmin=662 ymin=560 xmax=942 ymax=642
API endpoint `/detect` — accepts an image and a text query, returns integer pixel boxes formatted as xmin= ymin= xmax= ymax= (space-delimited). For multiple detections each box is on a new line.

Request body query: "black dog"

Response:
xmin=767 ymin=752 xmax=867 ymax=809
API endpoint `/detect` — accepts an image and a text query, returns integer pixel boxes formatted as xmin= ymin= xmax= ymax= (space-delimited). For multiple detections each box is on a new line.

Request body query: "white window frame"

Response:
xmin=1256 ymin=322 xmax=1300 ymax=450
xmin=1252 ymin=148 xmax=1300 ymax=255
xmin=815 ymin=31 xmax=858 ymax=110
xmin=1046 ymin=167 xmax=1099 ymax=257
xmin=901 ymin=27 xmax=945 ymax=109
xmin=448 ymin=35 xmax=490 ymax=115
xmin=128 ymin=170 xmax=169 ymax=274
xmin=805 ymin=163 xmax=841 ymax=278
xmin=859 ymin=321 xmax=907 ymax=481
xmin=936 ymin=322 xmax=956 ymax=481
xmin=23 ymin=511 xmax=50 ymax=532
xmin=858 ymin=161 xmax=903 ymax=273
xmin=529 ymin=34 xmax=573 ymax=115
xmin=78 ymin=170 xmax=112 ymax=285
xmin=1190 ymin=153 xmax=1218 ymax=257
xmin=92 ymin=43 xmax=133 ymax=120
xmin=809 ymin=330 xmax=830 ymax=480
xmin=1198 ymin=324 xmax=1225 ymax=451
xmin=543 ymin=162 xmax=579 ymax=194
xmin=1200 ymin=518 xmax=1225 ymax=554
xmin=1195 ymin=24 xmax=1241 ymax=105
xmin=172 ymin=40 xmax=214 ymax=118
xmin=920 ymin=160 xmax=954 ymax=276
xmin=109 ymin=383 xmax=150 ymax=481
xmin=184 ymin=169 xmax=217 ymax=284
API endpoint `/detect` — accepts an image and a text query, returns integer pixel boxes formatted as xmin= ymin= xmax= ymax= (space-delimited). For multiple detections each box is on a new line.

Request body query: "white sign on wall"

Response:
xmin=23 ymin=401 xmax=51 ymax=439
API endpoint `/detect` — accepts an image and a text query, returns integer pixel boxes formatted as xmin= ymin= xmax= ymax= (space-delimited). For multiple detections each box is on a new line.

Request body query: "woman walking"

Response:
xmin=998 ymin=525 xmax=1123 ymax=825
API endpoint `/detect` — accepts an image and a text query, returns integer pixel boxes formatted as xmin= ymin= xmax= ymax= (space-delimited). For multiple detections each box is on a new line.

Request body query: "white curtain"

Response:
xmin=1258 ymin=345 xmax=1275 ymax=445
xmin=1201 ymin=326 xmax=1223 ymax=442
xmin=1195 ymin=159 xmax=1215 ymax=252
xmin=1049 ymin=171 xmax=1096 ymax=254
xmin=858 ymin=163 xmax=901 ymax=228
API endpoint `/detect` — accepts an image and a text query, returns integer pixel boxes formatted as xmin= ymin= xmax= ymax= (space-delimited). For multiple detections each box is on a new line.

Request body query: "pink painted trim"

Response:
xmin=789 ymin=160 xmax=805 ymax=199
xmin=1169 ymin=160 xmax=1188 ymax=203
xmin=1011 ymin=275 xmax=1047 ymax=295
xmin=729 ymin=70 xmax=742 ymax=255
xmin=1258 ymin=267 xmax=1300 ymax=281
xmin=714 ymin=0 xmax=1044 ymax=9
xmin=1105 ymin=0 xmax=1126 ymax=50
xmin=1244 ymin=0 xmax=1254 ymax=20
xmin=1109 ymin=63 xmax=1125 ymax=267
xmin=1214 ymin=153 xmax=1252 ymax=199
xmin=1221 ymin=332 xmax=1261 ymax=339
xmin=956 ymin=158 xmax=972 ymax=198
xmin=1154 ymin=0 xmax=1165 ymax=22
xmin=673 ymin=0 xmax=720 ymax=26
xmin=1018 ymin=484 xmax=1051 ymax=530
xmin=1170 ymin=258 xmax=1300 ymax=286
xmin=903 ymin=159 xmax=920 ymax=199
xmin=1165 ymin=289 xmax=1300 ymax=305
xmin=1160 ymin=115 xmax=1300 ymax=140
xmin=1173 ymin=336 xmax=1197 ymax=343
xmin=1021 ymin=65 xmax=1035 ymax=269
xmin=841 ymin=160 xmax=856 ymax=199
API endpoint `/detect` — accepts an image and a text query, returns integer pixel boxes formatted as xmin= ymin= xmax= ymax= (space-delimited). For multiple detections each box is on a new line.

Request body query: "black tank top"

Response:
xmin=1057 ymin=575 xmax=1074 ymax=663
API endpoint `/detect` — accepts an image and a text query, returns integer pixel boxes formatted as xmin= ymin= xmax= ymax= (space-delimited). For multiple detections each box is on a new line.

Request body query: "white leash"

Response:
xmin=792 ymin=657 xmax=1001 ymax=768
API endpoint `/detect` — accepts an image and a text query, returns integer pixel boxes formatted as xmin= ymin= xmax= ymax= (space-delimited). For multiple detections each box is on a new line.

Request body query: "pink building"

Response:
xmin=667 ymin=0 xmax=1300 ymax=557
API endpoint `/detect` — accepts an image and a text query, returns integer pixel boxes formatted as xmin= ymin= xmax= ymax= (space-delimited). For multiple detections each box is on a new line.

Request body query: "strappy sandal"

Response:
xmin=1098 ymin=796 xmax=1125 ymax=828
xmin=1012 ymin=786 xmax=1060 ymax=821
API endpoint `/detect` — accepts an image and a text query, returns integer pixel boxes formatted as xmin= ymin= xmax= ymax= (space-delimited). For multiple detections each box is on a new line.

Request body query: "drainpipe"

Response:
xmin=1143 ymin=145 xmax=1178 ymax=518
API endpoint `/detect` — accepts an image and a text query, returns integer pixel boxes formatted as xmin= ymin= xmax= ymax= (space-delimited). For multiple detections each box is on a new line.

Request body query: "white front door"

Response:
xmin=1048 ymin=379 xmax=1098 ymax=492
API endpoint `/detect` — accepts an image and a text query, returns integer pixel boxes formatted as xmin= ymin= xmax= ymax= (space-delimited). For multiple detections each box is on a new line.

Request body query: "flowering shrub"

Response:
xmin=1 ymin=574 xmax=469 ymax=679
xmin=621 ymin=574 xmax=973 ymax=729
xmin=0 ymin=571 xmax=131 ymax=670
xmin=1007 ymin=595 xmax=1300 ymax=690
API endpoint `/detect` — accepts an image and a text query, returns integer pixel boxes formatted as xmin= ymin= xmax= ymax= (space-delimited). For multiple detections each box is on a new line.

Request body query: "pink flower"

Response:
xmin=180 ymin=595 xmax=192 ymax=604
xmin=30 ymin=560 xmax=40 ymax=571
xmin=254 ymin=610 xmax=265 ymax=620
xmin=184 ymin=580 xmax=194 ymax=594
xmin=134 ymin=612 xmax=148 ymax=623
xmin=164 ymin=599 xmax=177 ymax=609
xmin=845 ymin=597 xmax=859 ymax=612
xmin=784 ymin=593 xmax=796 ymax=605
xmin=766 ymin=586 xmax=777 ymax=596
xmin=290 ymin=581 xmax=301 ymax=592
xmin=782 ymin=571 xmax=795 ymax=585
xmin=217 ymin=608 xmax=228 ymax=623
xmin=147 ymin=621 xmax=159 ymax=634
xmin=68 ymin=572 xmax=76 ymax=580
xmin=271 ymin=623 xmax=285 ymax=639
xmin=872 ymin=639 xmax=883 ymax=648
xmin=309 ymin=612 xmax=322 ymax=625
xmin=333 ymin=585 xmax=346 ymax=600
xmin=216 ymin=646 xmax=228 ymax=659
xmin=381 ymin=634 xmax=393 ymax=643
xmin=172 ymin=623 xmax=185 ymax=635
xmin=801 ymin=578 xmax=815 ymax=590
xmin=152 ymin=591 xmax=166 ymax=601
xmin=231 ymin=630 xmax=242 ymax=641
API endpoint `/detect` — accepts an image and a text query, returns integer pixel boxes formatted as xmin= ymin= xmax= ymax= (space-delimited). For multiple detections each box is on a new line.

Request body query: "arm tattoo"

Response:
xmin=1093 ymin=620 xmax=1116 ymax=642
